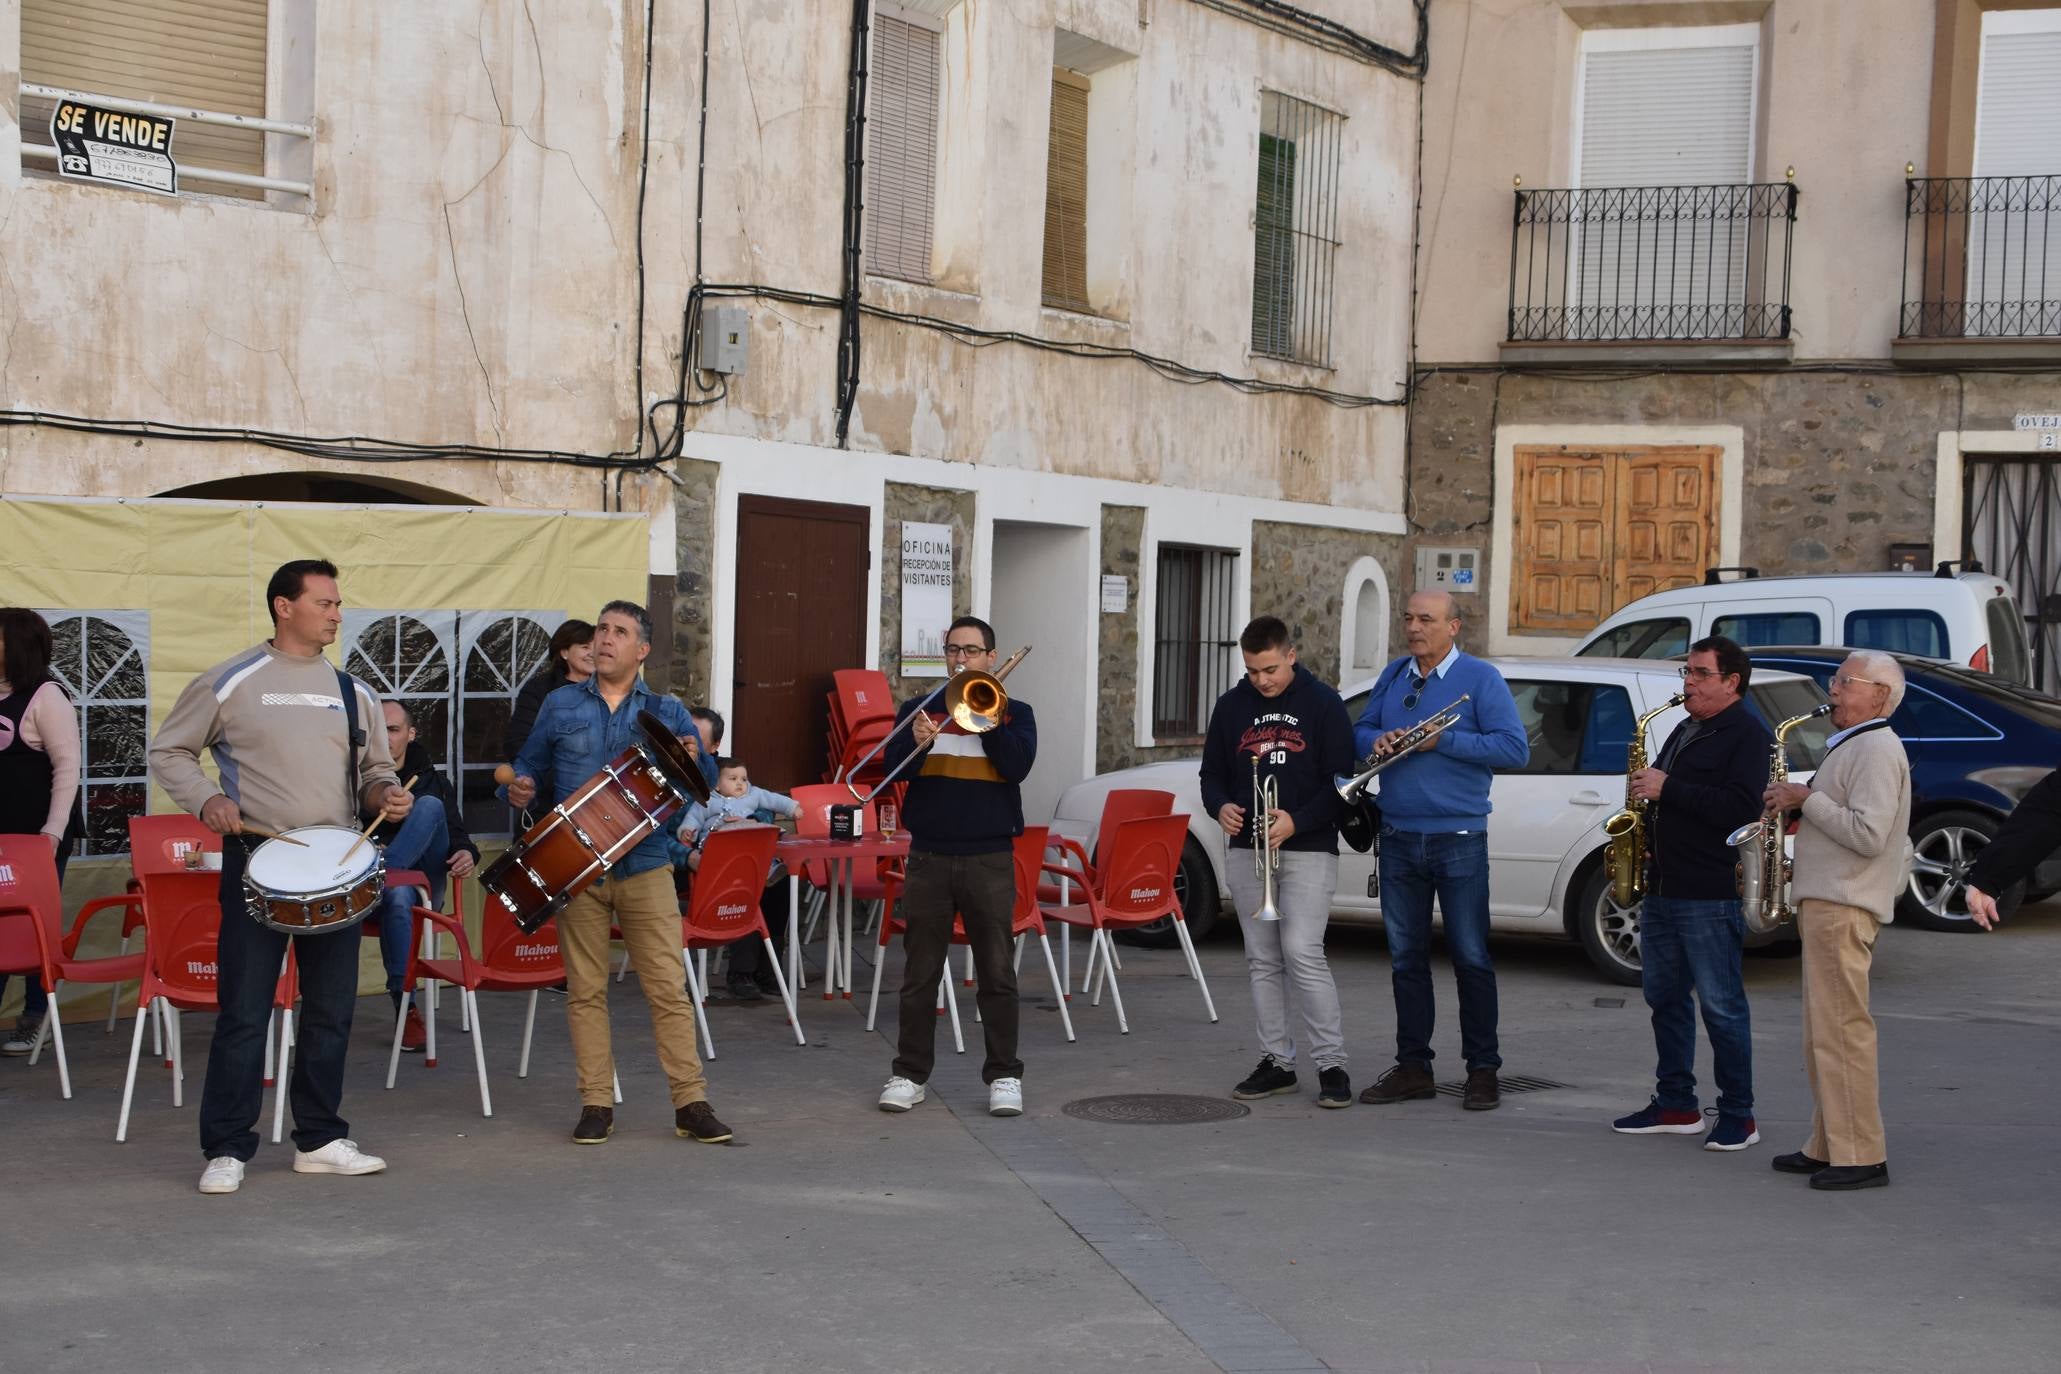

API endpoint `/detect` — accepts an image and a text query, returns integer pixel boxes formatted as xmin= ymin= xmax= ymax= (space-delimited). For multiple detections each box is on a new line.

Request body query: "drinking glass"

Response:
xmin=877 ymin=802 xmax=899 ymax=839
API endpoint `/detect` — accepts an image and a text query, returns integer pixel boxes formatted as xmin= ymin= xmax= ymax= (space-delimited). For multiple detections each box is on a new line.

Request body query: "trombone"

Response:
xmin=841 ymin=646 xmax=1033 ymax=803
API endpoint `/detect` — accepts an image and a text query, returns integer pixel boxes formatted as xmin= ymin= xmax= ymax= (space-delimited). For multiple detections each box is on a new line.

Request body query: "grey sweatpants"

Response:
xmin=1226 ymin=848 xmax=1345 ymax=1072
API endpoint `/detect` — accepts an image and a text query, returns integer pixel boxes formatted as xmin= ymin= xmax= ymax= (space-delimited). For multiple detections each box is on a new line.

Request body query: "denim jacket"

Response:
xmin=503 ymin=675 xmax=709 ymax=880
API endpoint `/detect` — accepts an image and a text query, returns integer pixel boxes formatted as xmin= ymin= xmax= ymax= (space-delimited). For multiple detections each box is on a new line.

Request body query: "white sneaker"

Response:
xmin=988 ymin=1077 xmax=1024 ymax=1117
xmin=293 ymin=1138 xmax=388 ymax=1176
xmin=878 ymin=1076 xmax=926 ymax=1112
xmin=197 ymin=1157 xmax=245 ymax=1195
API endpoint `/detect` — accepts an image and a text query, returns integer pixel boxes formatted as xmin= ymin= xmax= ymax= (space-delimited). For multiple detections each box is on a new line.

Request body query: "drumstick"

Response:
xmin=237 ymin=824 xmax=309 ymax=847
xmin=342 ymin=774 xmax=418 ymax=863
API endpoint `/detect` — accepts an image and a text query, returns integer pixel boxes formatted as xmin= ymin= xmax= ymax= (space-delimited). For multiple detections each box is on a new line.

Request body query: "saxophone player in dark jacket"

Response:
xmin=1610 ymin=636 xmax=1773 ymax=1152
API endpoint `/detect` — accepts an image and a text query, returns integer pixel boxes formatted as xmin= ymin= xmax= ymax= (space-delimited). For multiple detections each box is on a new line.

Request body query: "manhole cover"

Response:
xmin=1433 ymin=1074 xmax=1569 ymax=1098
xmin=1062 ymin=1094 xmax=1251 ymax=1125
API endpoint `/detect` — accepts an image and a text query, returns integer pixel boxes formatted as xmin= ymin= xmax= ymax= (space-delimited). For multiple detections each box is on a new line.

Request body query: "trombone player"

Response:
xmin=1352 ymin=591 xmax=1527 ymax=1111
xmin=1609 ymin=636 xmax=1770 ymax=1152
xmin=1201 ymin=617 xmax=1356 ymax=1108
xmin=876 ymin=616 xmax=1038 ymax=1120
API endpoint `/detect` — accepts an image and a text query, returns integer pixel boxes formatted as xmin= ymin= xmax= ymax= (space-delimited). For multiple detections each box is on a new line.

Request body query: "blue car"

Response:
xmin=1740 ymin=647 xmax=2061 ymax=930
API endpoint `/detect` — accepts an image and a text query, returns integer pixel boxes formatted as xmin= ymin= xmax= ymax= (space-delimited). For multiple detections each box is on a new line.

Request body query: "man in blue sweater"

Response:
xmin=1199 ymin=616 xmax=1358 ymax=1109
xmin=1353 ymin=591 xmax=1528 ymax=1110
xmin=877 ymin=616 xmax=1037 ymax=1119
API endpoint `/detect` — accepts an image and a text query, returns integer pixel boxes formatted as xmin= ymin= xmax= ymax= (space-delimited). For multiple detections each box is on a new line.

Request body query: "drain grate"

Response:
xmin=1433 ymin=1074 xmax=1568 ymax=1098
xmin=1062 ymin=1094 xmax=1252 ymax=1125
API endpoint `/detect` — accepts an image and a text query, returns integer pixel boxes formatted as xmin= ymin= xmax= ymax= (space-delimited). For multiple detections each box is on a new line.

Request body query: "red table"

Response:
xmin=774 ymin=833 xmax=910 ymax=1000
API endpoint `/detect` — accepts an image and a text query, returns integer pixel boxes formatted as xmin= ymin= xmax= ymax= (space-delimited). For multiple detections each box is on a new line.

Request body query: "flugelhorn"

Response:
xmin=1251 ymin=752 xmax=1281 ymax=922
xmin=1334 ymin=695 xmax=1471 ymax=805
xmin=842 ymin=646 xmax=1032 ymax=802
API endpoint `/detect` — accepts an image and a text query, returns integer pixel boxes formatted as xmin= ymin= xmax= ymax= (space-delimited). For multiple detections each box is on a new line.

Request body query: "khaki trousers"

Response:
xmin=1796 ymin=897 xmax=1886 ymax=1166
xmin=557 ymin=866 xmax=708 ymax=1110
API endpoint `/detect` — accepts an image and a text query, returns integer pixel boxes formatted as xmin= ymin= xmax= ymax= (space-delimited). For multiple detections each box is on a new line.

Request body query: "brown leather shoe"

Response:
xmin=675 ymin=1100 xmax=734 ymax=1144
xmin=572 ymin=1106 xmax=614 ymax=1144
xmin=1462 ymin=1068 xmax=1500 ymax=1111
xmin=1359 ymin=1063 xmax=1436 ymax=1104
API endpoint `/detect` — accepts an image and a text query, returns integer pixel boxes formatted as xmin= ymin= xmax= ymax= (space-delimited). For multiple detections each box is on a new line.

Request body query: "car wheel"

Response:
xmin=1121 ymin=834 xmax=1221 ymax=949
xmin=1573 ymin=861 xmax=1643 ymax=986
xmin=1901 ymin=808 xmax=2024 ymax=931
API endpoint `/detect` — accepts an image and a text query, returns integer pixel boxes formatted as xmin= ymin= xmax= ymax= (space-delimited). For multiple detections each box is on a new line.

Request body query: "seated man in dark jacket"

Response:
xmin=371 ymin=699 xmax=480 ymax=1051
xmin=1610 ymin=636 xmax=1772 ymax=1152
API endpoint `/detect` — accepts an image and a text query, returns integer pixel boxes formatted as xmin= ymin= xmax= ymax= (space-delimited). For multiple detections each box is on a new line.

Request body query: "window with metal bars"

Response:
xmin=865 ymin=7 xmax=941 ymax=285
xmin=1042 ymin=69 xmax=1091 ymax=312
xmin=1251 ymin=91 xmax=1343 ymax=366
xmin=1153 ymin=547 xmax=1239 ymax=739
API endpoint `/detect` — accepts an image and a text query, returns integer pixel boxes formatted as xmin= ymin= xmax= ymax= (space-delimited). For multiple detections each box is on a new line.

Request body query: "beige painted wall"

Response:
xmin=1417 ymin=0 xmax=1942 ymax=363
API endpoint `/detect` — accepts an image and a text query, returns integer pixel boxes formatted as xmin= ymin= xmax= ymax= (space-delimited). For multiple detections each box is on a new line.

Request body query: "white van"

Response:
xmin=1574 ymin=565 xmax=2032 ymax=686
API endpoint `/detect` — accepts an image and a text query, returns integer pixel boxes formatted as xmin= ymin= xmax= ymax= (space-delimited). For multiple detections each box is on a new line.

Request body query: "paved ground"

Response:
xmin=6 ymin=901 xmax=2058 ymax=1374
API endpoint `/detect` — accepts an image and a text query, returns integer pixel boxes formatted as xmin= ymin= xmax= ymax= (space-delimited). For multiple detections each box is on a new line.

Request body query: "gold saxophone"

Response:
xmin=1729 ymin=703 xmax=1834 ymax=935
xmin=1600 ymin=694 xmax=1685 ymax=907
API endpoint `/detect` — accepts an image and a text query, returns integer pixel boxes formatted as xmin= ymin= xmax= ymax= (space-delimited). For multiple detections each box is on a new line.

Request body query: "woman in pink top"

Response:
xmin=1 ymin=609 xmax=82 ymax=1055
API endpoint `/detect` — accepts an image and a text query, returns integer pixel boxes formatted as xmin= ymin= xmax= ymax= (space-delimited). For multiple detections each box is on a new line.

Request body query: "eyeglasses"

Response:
xmin=1830 ymin=674 xmax=1885 ymax=690
xmin=1677 ymin=666 xmax=1726 ymax=681
xmin=943 ymin=643 xmax=988 ymax=659
xmin=1402 ymin=672 xmax=1427 ymax=712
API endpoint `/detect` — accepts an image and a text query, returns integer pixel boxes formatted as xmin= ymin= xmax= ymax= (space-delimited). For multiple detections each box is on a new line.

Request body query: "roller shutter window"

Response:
xmin=1575 ymin=33 xmax=1755 ymax=336
xmin=21 ymin=0 xmax=269 ymax=200
xmin=1970 ymin=13 xmax=2061 ymax=336
xmin=865 ymin=11 xmax=940 ymax=285
xmin=1041 ymin=70 xmax=1090 ymax=312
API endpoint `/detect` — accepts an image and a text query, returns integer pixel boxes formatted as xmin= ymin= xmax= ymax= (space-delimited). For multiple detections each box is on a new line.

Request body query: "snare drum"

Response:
xmin=243 ymin=824 xmax=387 ymax=934
xmin=482 ymin=712 xmax=710 ymax=934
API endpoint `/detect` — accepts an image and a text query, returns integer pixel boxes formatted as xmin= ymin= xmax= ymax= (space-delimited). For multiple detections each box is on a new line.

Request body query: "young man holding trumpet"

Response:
xmin=1200 ymin=616 xmax=1357 ymax=1109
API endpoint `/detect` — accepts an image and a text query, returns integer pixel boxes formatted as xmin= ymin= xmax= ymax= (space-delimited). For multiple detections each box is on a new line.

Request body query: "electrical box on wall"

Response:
xmin=699 ymin=305 xmax=749 ymax=375
xmin=1415 ymin=546 xmax=1479 ymax=594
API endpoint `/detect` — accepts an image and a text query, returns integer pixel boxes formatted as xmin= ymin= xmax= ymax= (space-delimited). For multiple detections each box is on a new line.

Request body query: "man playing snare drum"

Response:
xmin=150 ymin=559 xmax=406 ymax=1196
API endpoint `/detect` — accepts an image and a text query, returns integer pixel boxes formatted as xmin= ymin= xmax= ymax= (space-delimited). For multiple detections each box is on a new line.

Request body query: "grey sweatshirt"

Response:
xmin=1790 ymin=723 xmax=1912 ymax=924
xmin=149 ymin=642 xmax=399 ymax=834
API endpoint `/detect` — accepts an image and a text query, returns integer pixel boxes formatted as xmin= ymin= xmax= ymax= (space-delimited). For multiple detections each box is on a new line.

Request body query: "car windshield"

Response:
xmin=1745 ymin=678 xmax=1832 ymax=771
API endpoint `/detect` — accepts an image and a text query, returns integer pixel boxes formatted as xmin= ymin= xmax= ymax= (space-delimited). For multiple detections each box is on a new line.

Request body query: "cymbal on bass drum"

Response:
xmin=638 ymin=709 xmax=712 ymax=803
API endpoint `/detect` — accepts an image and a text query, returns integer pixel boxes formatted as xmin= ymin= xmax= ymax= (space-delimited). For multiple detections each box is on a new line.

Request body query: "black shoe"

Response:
xmin=1232 ymin=1055 xmax=1298 ymax=1100
xmin=1359 ymin=1062 xmax=1436 ymax=1104
xmin=1771 ymin=1151 xmax=1830 ymax=1175
xmin=676 ymin=1101 xmax=734 ymax=1144
xmin=754 ymin=972 xmax=783 ymax=998
xmin=572 ymin=1106 xmax=614 ymax=1144
xmin=1316 ymin=1067 xmax=1352 ymax=1109
xmin=1810 ymin=1163 xmax=1889 ymax=1191
xmin=725 ymin=974 xmax=765 ymax=1002
xmin=1462 ymin=1068 xmax=1501 ymax=1111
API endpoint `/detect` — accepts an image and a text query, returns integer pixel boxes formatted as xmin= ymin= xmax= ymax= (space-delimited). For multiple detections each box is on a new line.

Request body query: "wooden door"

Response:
xmin=733 ymin=497 xmax=870 ymax=791
xmin=1513 ymin=445 xmax=1718 ymax=634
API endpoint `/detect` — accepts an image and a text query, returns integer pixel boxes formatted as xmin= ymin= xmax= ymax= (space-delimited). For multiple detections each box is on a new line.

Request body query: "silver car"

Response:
xmin=1049 ymin=657 xmax=1831 ymax=984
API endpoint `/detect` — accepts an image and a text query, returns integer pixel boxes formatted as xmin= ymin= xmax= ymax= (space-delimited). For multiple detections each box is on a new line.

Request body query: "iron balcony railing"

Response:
xmin=1507 ymin=181 xmax=1798 ymax=344
xmin=1901 ymin=175 xmax=2061 ymax=339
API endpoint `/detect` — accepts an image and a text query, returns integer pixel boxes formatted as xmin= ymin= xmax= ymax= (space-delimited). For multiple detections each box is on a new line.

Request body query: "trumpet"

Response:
xmin=1729 ymin=702 xmax=1833 ymax=935
xmin=1334 ymin=695 xmax=1471 ymax=804
xmin=1251 ymin=752 xmax=1281 ymax=922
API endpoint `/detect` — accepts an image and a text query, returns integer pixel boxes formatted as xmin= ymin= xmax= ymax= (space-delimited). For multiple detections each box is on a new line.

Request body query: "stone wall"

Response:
xmin=668 ymin=457 xmax=722 ymax=708
xmin=1406 ymin=367 xmax=2061 ymax=644
xmin=1251 ymin=521 xmax=1407 ymax=689
xmin=881 ymin=482 xmax=976 ymax=703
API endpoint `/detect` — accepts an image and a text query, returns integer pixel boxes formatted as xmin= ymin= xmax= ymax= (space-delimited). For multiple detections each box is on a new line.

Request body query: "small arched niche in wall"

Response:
xmin=1341 ymin=556 xmax=1390 ymax=685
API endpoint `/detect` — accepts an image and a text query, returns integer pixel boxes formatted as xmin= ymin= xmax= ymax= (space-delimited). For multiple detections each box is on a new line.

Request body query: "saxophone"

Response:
xmin=1600 ymin=694 xmax=1685 ymax=907
xmin=1729 ymin=703 xmax=1834 ymax=935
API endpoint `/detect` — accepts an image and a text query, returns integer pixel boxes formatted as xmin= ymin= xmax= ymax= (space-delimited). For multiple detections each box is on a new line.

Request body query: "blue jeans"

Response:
xmin=373 ymin=796 xmax=450 ymax=994
xmin=1379 ymin=828 xmax=1500 ymax=1071
xmin=1640 ymin=895 xmax=1753 ymax=1116
xmin=200 ymin=839 xmax=362 ymax=1160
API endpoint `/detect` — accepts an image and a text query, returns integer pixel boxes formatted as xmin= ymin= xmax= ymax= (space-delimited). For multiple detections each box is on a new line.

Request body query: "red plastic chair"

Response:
xmin=1034 ymin=788 xmax=1174 ymax=992
xmin=678 ymin=825 xmax=803 ymax=1059
xmin=385 ymin=884 xmax=607 ymax=1117
xmin=1039 ymin=815 xmax=1217 ymax=1034
xmin=0 ymin=835 xmax=145 ymax=1100
xmin=105 ymin=816 xmax=216 ymax=1034
xmin=113 ymin=859 xmax=297 ymax=1143
xmin=866 ymin=826 xmax=1074 ymax=1044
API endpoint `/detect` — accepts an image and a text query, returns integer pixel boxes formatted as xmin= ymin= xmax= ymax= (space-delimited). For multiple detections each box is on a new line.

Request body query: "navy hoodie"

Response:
xmin=1198 ymin=664 xmax=1354 ymax=854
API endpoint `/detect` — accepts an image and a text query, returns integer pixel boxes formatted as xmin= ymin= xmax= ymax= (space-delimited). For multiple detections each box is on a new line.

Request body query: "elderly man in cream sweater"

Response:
xmin=1761 ymin=650 xmax=1911 ymax=1192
